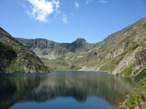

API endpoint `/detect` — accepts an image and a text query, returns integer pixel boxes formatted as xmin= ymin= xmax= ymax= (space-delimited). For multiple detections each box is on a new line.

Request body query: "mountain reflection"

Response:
xmin=0 ymin=72 xmax=135 ymax=109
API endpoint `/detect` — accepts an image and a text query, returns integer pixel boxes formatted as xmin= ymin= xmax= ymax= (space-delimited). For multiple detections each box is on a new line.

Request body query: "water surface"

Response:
xmin=0 ymin=71 xmax=135 ymax=109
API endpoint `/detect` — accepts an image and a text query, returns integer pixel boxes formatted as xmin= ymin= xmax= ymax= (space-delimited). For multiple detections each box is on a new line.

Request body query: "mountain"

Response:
xmin=77 ymin=18 xmax=146 ymax=76
xmin=17 ymin=38 xmax=95 ymax=59
xmin=17 ymin=18 xmax=146 ymax=76
xmin=1 ymin=18 xmax=146 ymax=75
xmin=0 ymin=27 xmax=49 ymax=73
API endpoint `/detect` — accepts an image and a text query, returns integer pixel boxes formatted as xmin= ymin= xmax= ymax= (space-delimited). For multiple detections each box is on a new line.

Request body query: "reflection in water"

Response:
xmin=0 ymin=71 xmax=135 ymax=109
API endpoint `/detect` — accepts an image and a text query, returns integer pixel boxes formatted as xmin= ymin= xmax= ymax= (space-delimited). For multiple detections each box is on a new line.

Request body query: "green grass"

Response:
xmin=120 ymin=64 xmax=135 ymax=76
xmin=41 ymin=57 xmax=81 ymax=71
xmin=7 ymin=60 xmax=25 ymax=73
xmin=1 ymin=42 xmax=48 ymax=73
xmin=120 ymin=78 xmax=146 ymax=109
xmin=120 ymin=69 xmax=146 ymax=109
xmin=135 ymin=68 xmax=146 ymax=81
xmin=100 ymin=55 xmax=124 ymax=72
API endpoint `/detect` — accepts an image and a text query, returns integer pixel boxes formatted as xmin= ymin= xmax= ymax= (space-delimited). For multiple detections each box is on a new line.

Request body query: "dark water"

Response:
xmin=0 ymin=71 xmax=135 ymax=109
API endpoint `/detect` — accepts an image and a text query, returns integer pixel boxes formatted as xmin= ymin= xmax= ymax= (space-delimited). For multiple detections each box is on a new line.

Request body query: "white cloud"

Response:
xmin=99 ymin=0 xmax=108 ymax=4
xmin=27 ymin=0 xmax=60 ymax=22
xmin=86 ymin=0 xmax=93 ymax=5
xmin=62 ymin=15 xmax=68 ymax=24
xmin=75 ymin=1 xmax=79 ymax=8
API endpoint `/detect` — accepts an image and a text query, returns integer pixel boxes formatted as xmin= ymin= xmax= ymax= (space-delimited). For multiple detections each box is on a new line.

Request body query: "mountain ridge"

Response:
xmin=17 ymin=37 xmax=95 ymax=60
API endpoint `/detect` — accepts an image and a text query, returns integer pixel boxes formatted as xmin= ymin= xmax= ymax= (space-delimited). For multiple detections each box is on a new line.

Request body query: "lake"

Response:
xmin=0 ymin=71 xmax=135 ymax=109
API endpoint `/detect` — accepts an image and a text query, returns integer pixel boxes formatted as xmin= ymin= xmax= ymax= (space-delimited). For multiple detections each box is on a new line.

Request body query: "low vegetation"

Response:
xmin=41 ymin=57 xmax=80 ymax=71
xmin=120 ymin=69 xmax=146 ymax=109
xmin=0 ymin=28 xmax=49 ymax=73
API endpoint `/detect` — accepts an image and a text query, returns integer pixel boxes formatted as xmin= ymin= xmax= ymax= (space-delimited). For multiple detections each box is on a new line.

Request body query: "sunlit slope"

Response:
xmin=78 ymin=18 xmax=146 ymax=76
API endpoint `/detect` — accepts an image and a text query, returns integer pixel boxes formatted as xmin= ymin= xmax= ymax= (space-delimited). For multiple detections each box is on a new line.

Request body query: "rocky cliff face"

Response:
xmin=17 ymin=38 xmax=95 ymax=59
xmin=0 ymin=27 xmax=49 ymax=73
xmin=135 ymin=49 xmax=146 ymax=68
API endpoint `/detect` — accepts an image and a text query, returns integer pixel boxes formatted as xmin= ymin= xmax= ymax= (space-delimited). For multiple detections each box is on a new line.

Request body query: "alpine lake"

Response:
xmin=0 ymin=71 xmax=136 ymax=109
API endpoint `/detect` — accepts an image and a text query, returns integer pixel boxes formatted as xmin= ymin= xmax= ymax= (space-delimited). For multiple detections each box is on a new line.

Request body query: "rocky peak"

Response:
xmin=73 ymin=38 xmax=87 ymax=44
xmin=71 ymin=38 xmax=87 ymax=48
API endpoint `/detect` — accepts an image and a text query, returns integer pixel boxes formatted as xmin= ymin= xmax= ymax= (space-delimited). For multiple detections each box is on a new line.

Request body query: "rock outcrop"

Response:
xmin=135 ymin=49 xmax=146 ymax=68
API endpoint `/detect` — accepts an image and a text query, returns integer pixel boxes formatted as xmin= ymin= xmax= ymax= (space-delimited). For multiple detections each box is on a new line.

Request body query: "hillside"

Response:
xmin=120 ymin=69 xmax=146 ymax=109
xmin=0 ymin=27 xmax=49 ymax=73
xmin=77 ymin=18 xmax=146 ymax=76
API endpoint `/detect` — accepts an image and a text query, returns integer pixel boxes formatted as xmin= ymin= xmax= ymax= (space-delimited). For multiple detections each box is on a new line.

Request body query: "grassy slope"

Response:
xmin=41 ymin=57 xmax=81 ymax=71
xmin=120 ymin=69 xmax=146 ymax=109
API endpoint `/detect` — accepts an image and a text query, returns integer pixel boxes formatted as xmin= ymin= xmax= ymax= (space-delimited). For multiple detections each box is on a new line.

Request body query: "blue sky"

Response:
xmin=0 ymin=0 xmax=146 ymax=43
